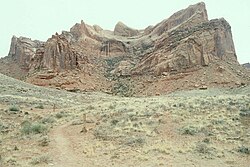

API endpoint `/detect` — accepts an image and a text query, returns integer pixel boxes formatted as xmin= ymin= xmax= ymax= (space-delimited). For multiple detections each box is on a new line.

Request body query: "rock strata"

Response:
xmin=1 ymin=2 xmax=248 ymax=95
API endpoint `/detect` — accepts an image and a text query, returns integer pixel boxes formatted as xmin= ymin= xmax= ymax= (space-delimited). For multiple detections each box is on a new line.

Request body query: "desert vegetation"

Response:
xmin=0 ymin=77 xmax=249 ymax=166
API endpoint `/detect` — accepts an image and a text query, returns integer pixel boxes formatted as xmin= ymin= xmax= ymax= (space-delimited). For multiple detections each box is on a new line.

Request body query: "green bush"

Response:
xmin=21 ymin=121 xmax=47 ymax=135
xmin=9 ymin=106 xmax=20 ymax=112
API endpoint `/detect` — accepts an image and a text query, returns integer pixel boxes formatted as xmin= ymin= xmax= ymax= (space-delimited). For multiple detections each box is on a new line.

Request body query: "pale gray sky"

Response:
xmin=0 ymin=0 xmax=249 ymax=63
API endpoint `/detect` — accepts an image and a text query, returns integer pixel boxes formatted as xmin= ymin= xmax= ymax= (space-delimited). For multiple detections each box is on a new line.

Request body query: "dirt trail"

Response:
xmin=49 ymin=123 xmax=85 ymax=167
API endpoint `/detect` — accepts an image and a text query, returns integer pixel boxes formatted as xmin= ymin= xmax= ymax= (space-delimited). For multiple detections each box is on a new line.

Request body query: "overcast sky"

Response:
xmin=0 ymin=0 xmax=249 ymax=63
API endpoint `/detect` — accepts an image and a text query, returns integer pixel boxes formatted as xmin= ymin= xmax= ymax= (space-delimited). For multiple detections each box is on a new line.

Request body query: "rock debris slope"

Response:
xmin=0 ymin=2 xmax=249 ymax=95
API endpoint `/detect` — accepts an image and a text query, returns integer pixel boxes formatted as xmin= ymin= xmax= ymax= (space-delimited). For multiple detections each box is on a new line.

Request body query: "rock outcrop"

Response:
xmin=7 ymin=34 xmax=87 ymax=73
xmin=148 ymin=2 xmax=208 ymax=36
xmin=8 ymin=36 xmax=44 ymax=69
xmin=70 ymin=20 xmax=93 ymax=40
xmin=1 ymin=2 xmax=249 ymax=95
xmin=133 ymin=18 xmax=237 ymax=75
xmin=114 ymin=22 xmax=139 ymax=37
xmin=41 ymin=34 xmax=85 ymax=72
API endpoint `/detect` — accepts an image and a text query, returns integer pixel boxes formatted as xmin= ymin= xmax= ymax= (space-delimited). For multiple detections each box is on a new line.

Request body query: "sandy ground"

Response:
xmin=0 ymin=73 xmax=250 ymax=167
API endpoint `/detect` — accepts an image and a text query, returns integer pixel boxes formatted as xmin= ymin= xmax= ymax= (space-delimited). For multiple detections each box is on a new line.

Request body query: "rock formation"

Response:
xmin=147 ymin=2 xmax=208 ymax=36
xmin=114 ymin=22 xmax=139 ymax=37
xmin=40 ymin=34 xmax=84 ymax=72
xmin=0 ymin=2 xmax=249 ymax=95
xmin=133 ymin=18 xmax=237 ymax=75
xmin=8 ymin=36 xmax=44 ymax=70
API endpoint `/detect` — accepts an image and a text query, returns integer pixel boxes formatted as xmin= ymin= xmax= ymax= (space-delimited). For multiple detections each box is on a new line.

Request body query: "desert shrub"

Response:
xmin=178 ymin=103 xmax=186 ymax=108
xmin=9 ymin=106 xmax=20 ymax=112
xmin=112 ymin=80 xmax=134 ymax=97
xmin=110 ymin=119 xmax=119 ymax=126
xmin=55 ymin=111 xmax=67 ymax=119
xmin=118 ymin=107 xmax=134 ymax=113
xmin=35 ymin=104 xmax=44 ymax=109
xmin=123 ymin=136 xmax=146 ymax=147
xmin=86 ymin=105 xmax=95 ymax=110
xmin=6 ymin=157 xmax=17 ymax=165
xmin=239 ymin=110 xmax=250 ymax=117
xmin=172 ymin=104 xmax=177 ymax=108
xmin=94 ymin=125 xmax=124 ymax=141
xmin=38 ymin=136 xmax=50 ymax=147
xmin=0 ymin=122 xmax=9 ymax=133
xmin=93 ymin=126 xmax=112 ymax=140
xmin=0 ymin=122 xmax=4 ymax=131
xmin=196 ymin=143 xmax=211 ymax=154
xmin=180 ymin=125 xmax=200 ymax=135
xmin=30 ymin=155 xmax=50 ymax=165
xmin=202 ymin=138 xmax=210 ymax=144
xmin=237 ymin=146 xmax=250 ymax=154
xmin=108 ymin=104 xmax=116 ymax=110
xmin=21 ymin=121 xmax=47 ymax=135
xmin=211 ymin=119 xmax=225 ymax=125
xmin=158 ymin=104 xmax=167 ymax=111
xmin=41 ymin=116 xmax=55 ymax=124
xmin=55 ymin=113 xmax=63 ymax=119
xmin=194 ymin=141 xmax=216 ymax=158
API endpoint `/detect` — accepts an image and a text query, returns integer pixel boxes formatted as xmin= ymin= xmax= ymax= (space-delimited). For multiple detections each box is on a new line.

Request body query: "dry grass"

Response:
xmin=1 ymin=85 xmax=250 ymax=166
xmin=30 ymin=154 xmax=50 ymax=165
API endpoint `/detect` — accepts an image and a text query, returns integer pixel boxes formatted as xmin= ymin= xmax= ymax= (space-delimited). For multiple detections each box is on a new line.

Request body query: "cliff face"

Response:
xmin=41 ymin=34 xmax=83 ymax=72
xmin=148 ymin=2 xmax=208 ymax=36
xmin=133 ymin=18 xmax=237 ymax=75
xmin=1 ymin=2 xmax=248 ymax=95
xmin=8 ymin=36 xmax=44 ymax=69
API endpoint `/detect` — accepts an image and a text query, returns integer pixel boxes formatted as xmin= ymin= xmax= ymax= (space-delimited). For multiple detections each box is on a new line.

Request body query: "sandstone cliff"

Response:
xmin=1 ymin=2 xmax=249 ymax=95
xmin=8 ymin=36 xmax=44 ymax=70
xmin=133 ymin=18 xmax=237 ymax=76
xmin=41 ymin=34 xmax=84 ymax=72
xmin=148 ymin=2 xmax=208 ymax=36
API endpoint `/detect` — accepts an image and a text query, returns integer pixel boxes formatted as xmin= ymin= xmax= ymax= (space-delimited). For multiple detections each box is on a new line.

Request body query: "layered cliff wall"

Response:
xmin=133 ymin=18 xmax=237 ymax=75
xmin=1 ymin=2 xmax=248 ymax=95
